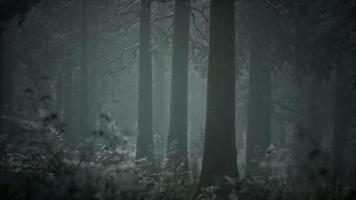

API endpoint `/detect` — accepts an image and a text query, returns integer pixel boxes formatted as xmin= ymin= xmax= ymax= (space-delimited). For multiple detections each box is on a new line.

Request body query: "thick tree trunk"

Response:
xmin=56 ymin=75 xmax=63 ymax=120
xmin=304 ymin=74 xmax=321 ymax=157
xmin=293 ymin=75 xmax=307 ymax=174
xmin=63 ymin=72 xmax=73 ymax=136
xmin=352 ymin=60 xmax=356 ymax=182
xmin=332 ymin=64 xmax=351 ymax=181
xmin=153 ymin=54 xmax=167 ymax=160
xmin=88 ymin=63 xmax=97 ymax=133
xmin=167 ymin=0 xmax=190 ymax=164
xmin=291 ymin=1 xmax=324 ymax=183
xmin=88 ymin=1 xmax=99 ymax=134
xmin=245 ymin=1 xmax=271 ymax=178
xmin=0 ymin=29 xmax=4 ymax=130
xmin=294 ymin=73 xmax=322 ymax=183
xmin=79 ymin=0 xmax=89 ymax=136
xmin=0 ymin=29 xmax=15 ymax=127
xmin=62 ymin=4 xmax=76 ymax=138
xmin=136 ymin=0 xmax=154 ymax=160
xmin=198 ymin=0 xmax=238 ymax=188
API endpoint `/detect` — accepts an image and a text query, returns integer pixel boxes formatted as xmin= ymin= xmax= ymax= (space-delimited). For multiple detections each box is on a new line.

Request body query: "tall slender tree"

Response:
xmin=88 ymin=1 xmax=100 ymax=134
xmin=0 ymin=0 xmax=43 ymax=132
xmin=167 ymin=0 xmax=190 ymax=164
xmin=245 ymin=0 xmax=272 ymax=177
xmin=79 ymin=0 xmax=89 ymax=137
xmin=0 ymin=30 xmax=4 ymax=130
xmin=332 ymin=59 xmax=352 ymax=181
xmin=0 ymin=30 xmax=15 ymax=124
xmin=62 ymin=3 xmax=76 ymax=138
xmin=153 ymin=53 xmax=168 ymax=160
xmin=199 ymin=0 xmax=238 ymax=188
xmin=291 ymin=1 xmax=325 ymax=182
xmin=136 ymin=0 xmax=154 ymax=160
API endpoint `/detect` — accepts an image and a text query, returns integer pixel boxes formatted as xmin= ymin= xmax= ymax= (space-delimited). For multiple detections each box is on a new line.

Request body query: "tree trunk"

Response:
xmin=167 ymin=0 xmax=190 ymax=164
xmin=153 ymin=54 xmax=167 ymax=160
xmin=198 ymin=0 xmax=238 ymax=188
xmin=332 ymin=63 xmax=351 ymax=181
xmin=352 ymin=59 xmax=356 ymax=182
xmin=136 ymin=0 xmax=154 ymax=160
xmin=62 ymin=4 xmax=76 ymax=138
xmin=0 ymin=29 xmax=15 ymax=127
xmin=88 ymin=62 xmax=97 ymax=133
xmin=63 ymin=71 xmax=73 ymax=137
xmin=80 ymin=0 xmax=89 ymax=136
xmin=294 ymin=72 xmax=322 ymax=183
xmin=56 ymin=75 xmax=63 ymax=120
xmin=0 ymin=29 xmax=4 ymax=130
xmin=245 ymin=1 xmax=271 ymax=178
xmin=88 ymin=0 xmax=100 ymax=134
xmin=293 ymin=74 xmax=307 ymax=176
xmin=291 ymin=1 xmax=323 ymax=183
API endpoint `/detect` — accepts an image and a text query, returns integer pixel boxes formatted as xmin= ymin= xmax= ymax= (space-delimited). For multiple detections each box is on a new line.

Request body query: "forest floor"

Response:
xmin=1 ymin=120 xmax=356 ymax=200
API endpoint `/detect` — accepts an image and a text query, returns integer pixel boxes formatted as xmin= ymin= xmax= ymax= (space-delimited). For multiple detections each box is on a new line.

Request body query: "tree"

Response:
xmin=198 ymin=0 xmax=238 ymax=188
xmin=245 ymin=0 xmax=272 ymax=177
xmin=153 ymin=52 xmax=168 ymax=160
xmin=152 ymin=1 xmax=171 ymax=160
xmin=287 ymin=0 xmax=356 ymax=182
xmin=167 ymin=0 xmax=190 ymax=164
xmin=0 ymin=0 xmax=43 ymax=130
xmin=136 ymin=0 xmax=154 ymax=160
xmin=291 ymin=0 xmax=323 ymax=182
xmin=332 ymin=62 xmax=351 ymax=181
xmin=0 ymin=30 xmax=4 ymax=129
xmin=79 ymin=0 xmax=89 ymax=137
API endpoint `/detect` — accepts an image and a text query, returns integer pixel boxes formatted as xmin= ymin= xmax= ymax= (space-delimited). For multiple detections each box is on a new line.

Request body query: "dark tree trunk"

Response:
xmin=136 ymin=0 xmax=154 ymax=160
xmin=0 ymin=29 xmax=4 ymax=130
xmin=294 ymin=73 xmax=322 ymax=183
xmin=245 ymin=1 xmax=271 ymax=177
xmin=153 ymin=54 xmax=167 ymax=160
xmin=63 ymin=66 xmax=74 ymax=137
xmin=79 ymin=0 xmax=89 ymax=136
xmin=56 ymin=75 xmax=63 ymax=120
xmin=167 ymin=0 xmax=190 ymax=164
xmin=198 ymin=0 xmax=238 ymax=188
xmin=332 ymin=63 xmax=351 ymax=181
xmin=305 ymin=74 xmax=324 ymax=182
xmin=62 ymin=4 xmax=76 ymax=138
xmin=88 ymin=63 xmax=97 ymax=133
xmin=291 ymin=1 xmax=323 ymax=183
xmin=293 ymin=74 xmax=307 ymax=175
xmin=88 ymin=1 xmax=100 ymax=134
xmin=0 ymin=29 xmax=15 ymax=125
xmin=304 ymin=74 xmax=321 ymax=156
xmin=352 ymin=59 xmax=356 ymax=182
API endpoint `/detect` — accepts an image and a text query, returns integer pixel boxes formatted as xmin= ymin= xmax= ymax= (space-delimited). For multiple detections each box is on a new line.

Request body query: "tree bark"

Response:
xmin=167 ymin=0 xmax=190 ymax=164
xmin=0 ymin=29 xmax=4 ymax=130
xmin=136 ymin=0 xmax=154 ymax=160
xmin=294 ymin=72 xmax=322 ymax=183
xmin=79 ymin=0 xmax=89 ymax=136
xmin=0 ymin=29 xmax=15 ymax=127
xmin=332 ymin=63 xmax=351 ymax=181
xmin=88 ymin=3 xmax=99 ymax=134
xmin=245 ymin=1 xmax=271 ymax=177
xmin=63 ymin=71 xmax=73 ymax=136
xmin=56 ymin=75 xmax=63 ymax=120
xmin=153 ymin=54 xmax=167 ymax=160
xmin=198 ymin=0 xmax=238 ymax=188
xmin=352 ymin=58 xmax=356 ymax=182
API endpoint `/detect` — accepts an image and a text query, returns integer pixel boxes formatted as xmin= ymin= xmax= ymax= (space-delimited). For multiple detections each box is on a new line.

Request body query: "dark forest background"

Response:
xmin=1 ymin=0 xmax=356 ymax=199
